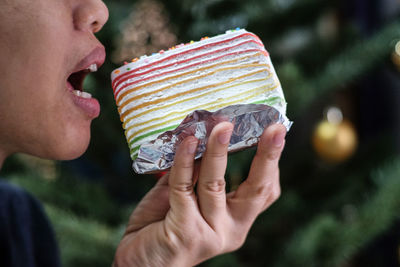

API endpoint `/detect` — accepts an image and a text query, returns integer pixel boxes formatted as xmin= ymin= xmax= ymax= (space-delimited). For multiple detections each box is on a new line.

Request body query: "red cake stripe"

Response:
xmin=111 ymin=32 xmax=263 ymax=89
xmin=114 ymin=48 xmax=267 ymax=99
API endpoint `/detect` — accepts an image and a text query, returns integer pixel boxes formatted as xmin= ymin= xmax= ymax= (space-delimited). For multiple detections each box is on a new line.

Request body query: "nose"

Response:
xmin=73 ymin=0 xmax=109 ymax=33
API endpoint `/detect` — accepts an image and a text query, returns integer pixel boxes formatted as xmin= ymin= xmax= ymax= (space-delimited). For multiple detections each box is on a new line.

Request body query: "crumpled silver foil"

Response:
xmin=133 ymin=104 xmax=292 ymax=174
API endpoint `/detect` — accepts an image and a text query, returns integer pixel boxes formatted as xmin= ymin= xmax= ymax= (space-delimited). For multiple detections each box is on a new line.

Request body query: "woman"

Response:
xmin=0 ymin=0 xmax=286 ymax=266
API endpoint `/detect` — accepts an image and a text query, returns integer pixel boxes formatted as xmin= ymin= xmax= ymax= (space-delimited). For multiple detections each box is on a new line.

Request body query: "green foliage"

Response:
xmin=45 ymin=204 xmax=123 ymax=267
xmin=199 ymin=253 xmax=241 ymax=267
xmin=7 ymin=173 xmax=133 ymax=226
xmin=280 ymin=158 xmax=400 ymax=267
xmin=286 ymin=20 xmax=400 ymax=115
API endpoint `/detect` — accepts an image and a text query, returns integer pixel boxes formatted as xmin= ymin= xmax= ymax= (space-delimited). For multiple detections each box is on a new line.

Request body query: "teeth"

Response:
xmin=72 ymin=90 xmax=92 ymax=99
xmin=81 ymin=91 xmax=92 ymax=98
xmin=72 ymin=90 xmax=81 ymax=97
xmin=87 ymin=64 xmax=98 ymax=72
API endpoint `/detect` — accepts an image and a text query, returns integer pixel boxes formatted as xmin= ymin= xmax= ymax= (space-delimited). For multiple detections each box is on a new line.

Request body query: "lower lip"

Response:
xmin=67 ymin=82 xmax=100 ymax=119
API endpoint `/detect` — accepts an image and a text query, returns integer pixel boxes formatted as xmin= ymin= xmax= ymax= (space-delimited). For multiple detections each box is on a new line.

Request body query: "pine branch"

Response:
xmin=7 ymin=174 xmax=133 ymax=226
xmin=44 ymin=204 xmax=123 ymax=267
xmin=178 ymin=0 xmax=330 ymax=39
xmin=278 ymin=157 xmax=400 ymax=267
xmin=287 ymin=20 xmax=400 ymax=115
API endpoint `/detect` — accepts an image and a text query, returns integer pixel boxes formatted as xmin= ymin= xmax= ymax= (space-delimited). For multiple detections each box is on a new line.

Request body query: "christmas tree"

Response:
xmin=2 ymin=0 xmax=400 ymax=266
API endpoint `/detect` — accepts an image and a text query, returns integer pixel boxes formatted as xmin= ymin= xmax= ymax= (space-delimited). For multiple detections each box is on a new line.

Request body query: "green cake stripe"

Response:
xmin=128 ymin=98 xmax=285 ymax=159
xmin=129 ymin=124 xmax=180 ymax=149
xmin=254 ymin=96 xmax=285 ymax=106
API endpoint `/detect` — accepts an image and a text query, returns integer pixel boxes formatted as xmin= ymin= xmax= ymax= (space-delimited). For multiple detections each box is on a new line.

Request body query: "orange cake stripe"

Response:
xmin=116 ymin=53 xmax=267 ymax=106
xmin=119 ymin=67 xmax=269 ymax=122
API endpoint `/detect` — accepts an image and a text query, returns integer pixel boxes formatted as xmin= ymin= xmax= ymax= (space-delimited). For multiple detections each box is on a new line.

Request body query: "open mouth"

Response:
xmin=67 ymin=64 xmax=98 ymax=98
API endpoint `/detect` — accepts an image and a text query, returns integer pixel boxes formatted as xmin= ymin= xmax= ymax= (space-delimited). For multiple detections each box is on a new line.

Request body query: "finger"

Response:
xmin=168 ymin=136 xmax=199 ymax=214
xmin=229 ymin=124 xmax=286 ymax=219
xmin=126 ymin=173 xmax=171 ymax=233
xmin=247 ymin=124 xmax=286 ymax=188
xmin=197 ymin=122 xmax=233 ymax=229
xmin=192 ymin=161 xmax=201 ymax=185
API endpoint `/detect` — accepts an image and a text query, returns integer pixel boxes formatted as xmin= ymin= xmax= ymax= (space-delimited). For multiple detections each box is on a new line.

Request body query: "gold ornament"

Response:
xmin=312 ymin=107 xmax=357 ymax=163
xmin=391 ymin=40 xmax=400 ymax=71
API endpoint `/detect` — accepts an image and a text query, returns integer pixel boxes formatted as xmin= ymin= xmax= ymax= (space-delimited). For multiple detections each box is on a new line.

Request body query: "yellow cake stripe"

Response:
xmin=120 ymin=68 xmax=270 ymax=127
xmin=123 ymin=77 xmax=270 ymax=132
xmin=119 ymin=65 xmax=269 ymax=122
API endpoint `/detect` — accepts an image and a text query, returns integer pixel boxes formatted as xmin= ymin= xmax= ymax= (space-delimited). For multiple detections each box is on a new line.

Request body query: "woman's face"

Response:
xmin=0 ymin=0 xmax=108 ymax=160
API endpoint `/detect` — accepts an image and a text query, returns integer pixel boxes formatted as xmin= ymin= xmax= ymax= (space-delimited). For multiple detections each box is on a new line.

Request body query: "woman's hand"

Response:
xmin=113 ymin=122 xmax=286 ymax=267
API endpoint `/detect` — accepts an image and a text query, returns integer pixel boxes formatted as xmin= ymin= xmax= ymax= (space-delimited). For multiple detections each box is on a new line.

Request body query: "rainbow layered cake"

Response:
xmin=111 ymin=29 xmax=291 ymax=173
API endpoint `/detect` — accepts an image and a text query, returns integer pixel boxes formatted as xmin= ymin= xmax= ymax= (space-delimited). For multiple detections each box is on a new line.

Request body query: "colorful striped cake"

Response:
xmin=111 ymin=28 xmax=290 ymax=170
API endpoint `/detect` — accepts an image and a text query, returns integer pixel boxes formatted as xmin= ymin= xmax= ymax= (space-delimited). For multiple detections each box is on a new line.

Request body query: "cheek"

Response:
xmin=3 ymin=87 xmax=94 ymax=160
xmin=40 ymin=94 xmax=94 ymax=160
xmin=6 ymin=61 xmax=94 ymax=159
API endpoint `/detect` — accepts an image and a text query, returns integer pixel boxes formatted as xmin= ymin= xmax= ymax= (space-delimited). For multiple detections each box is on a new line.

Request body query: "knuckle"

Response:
xmin=254 ymin=183 xmax=273 ymax=198
xmin=255 ymin=148 xmax=281 ymax=162
xmin=211 ymin=238 xmax=225 ymax=254
xmin=201 ymin=179 xmax=226 ymax=193
xmin=266 ymin=149 xmax=281 ymax=161
xmin=162 ymin=230 xmax=188 ymax=260
xmin=226 ymin=234 xmax=246 ymax=253
xmin=173 ymin=159 xmax=193 ymax=170
xmin=205 ymin=150 xmax=226 ymax=160
xmin=234 ymin=235 xmax=247 ymax=250
xmin=163 ymin=220 xmax=194 ymax=251
xmin=168 ymin=222 xmax=206 ymax=252
xmin=203 ymin=234 xmax=225 ymax=255
xmin=270 ymin=185 xmax=281 ymax=202
xmin=172 ymin=181 xmax=193 ymax=193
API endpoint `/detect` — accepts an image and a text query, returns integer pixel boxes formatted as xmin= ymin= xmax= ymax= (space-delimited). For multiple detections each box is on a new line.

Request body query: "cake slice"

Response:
xmin=111 ymin=29 xmax=291 ymax=173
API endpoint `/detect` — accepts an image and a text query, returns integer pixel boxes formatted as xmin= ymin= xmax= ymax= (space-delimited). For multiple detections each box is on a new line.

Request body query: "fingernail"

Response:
xmin=187 ymin=140 xmax=198 ymax=154
xmin=218 ymin=130 xmax=232 ymax=145
xmin=272 ymin=131 xmax=286 ymax=148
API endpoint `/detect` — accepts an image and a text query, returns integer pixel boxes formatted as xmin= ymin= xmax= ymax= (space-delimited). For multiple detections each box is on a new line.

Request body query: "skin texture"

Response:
xmin=0 ymin=0 xmax=287 ymax=266
xmin=114 ymin=123 xmax=286 ymax=266
xmin=0 ymin=0 xmax=108 ymax=162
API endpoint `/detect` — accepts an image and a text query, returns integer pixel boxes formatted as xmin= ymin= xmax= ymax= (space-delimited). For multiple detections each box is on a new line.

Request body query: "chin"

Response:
xmin=58 ymin=142 xmax=90 ymax=160
xmin=45 ymin=129 xmax=92 ymax=161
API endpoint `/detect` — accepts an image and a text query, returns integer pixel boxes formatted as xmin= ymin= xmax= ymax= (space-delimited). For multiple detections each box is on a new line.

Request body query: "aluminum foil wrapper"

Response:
xmin=133 ymin=104 xmax=292 ymax=174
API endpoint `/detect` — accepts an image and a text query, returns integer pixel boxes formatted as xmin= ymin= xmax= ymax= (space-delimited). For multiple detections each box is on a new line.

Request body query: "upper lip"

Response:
xmin=67 ymin=46 xmax=106 ymax=91
xmin=72 ymin=46 xmax=106 ymax=74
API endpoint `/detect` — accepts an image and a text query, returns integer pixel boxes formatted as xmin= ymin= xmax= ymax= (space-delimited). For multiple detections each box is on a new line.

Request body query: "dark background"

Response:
xmin=2 ymin=0 xmax=400 ymax=266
